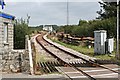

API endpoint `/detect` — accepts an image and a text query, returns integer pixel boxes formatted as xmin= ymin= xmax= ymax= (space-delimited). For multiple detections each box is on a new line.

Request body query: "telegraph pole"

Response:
xmin=67 ymin=0 xmax=69 ymax=26
xmin=27 ymin=14 xmax=30 ymax=24
xmin=116 ymin=0 xmax=119 ymax=59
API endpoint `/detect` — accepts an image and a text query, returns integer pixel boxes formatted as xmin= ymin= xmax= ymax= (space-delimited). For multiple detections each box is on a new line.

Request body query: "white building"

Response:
xmin=94 ymin=30 xmax=107 ymax=54
xmin=0 ymin=12 xmax=15 ymax=53
xmin=43 ymin=25 xmax=53 ymax=32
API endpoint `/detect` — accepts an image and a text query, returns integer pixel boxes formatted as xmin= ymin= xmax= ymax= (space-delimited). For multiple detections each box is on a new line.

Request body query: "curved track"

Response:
xmin=36 ymin=33 xmax=119 ymax=80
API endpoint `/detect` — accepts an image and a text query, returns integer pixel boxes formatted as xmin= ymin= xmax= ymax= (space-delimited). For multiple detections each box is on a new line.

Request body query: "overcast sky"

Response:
xmin=2 ymin=1 xmax=101 ymax=26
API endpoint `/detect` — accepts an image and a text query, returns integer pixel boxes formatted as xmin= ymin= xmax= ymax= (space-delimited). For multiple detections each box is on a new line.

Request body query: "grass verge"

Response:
xmin=49 ymin=38 xmax=115 ymax=60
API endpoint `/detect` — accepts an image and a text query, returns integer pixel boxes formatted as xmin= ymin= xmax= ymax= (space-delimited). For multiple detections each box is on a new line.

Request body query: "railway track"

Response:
xmin=37 ymin=61 xmax=61 ymax=74
xmin=35 ymin=33 xmax=119 ymax=80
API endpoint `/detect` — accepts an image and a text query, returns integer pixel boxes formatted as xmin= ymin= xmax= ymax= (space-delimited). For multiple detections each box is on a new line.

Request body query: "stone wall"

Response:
xmin=1 ymin=50 xmax=30 ymax=73
xmin=0 ymin=17 xmax=14 ymax=53
xmin=0 ymin=14 xmax=30 ymax=74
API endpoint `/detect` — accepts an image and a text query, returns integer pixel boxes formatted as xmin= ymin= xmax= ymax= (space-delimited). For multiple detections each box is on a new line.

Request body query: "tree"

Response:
xmin=78 ymin=19 xmax=88 ymax=26
xmin=97 ymin=1 xmax=118 ymax=38
xmin=14 ymin=18 xmax=28 ymax=49
xmin=97 ymin=1 xmax=117 ymax=19
xmin=57 ymin=1 xmax=118 ymax=38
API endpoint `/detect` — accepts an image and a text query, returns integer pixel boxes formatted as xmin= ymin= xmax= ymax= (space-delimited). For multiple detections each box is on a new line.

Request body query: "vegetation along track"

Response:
xmin=36 ymin=33 xmax=119 ymax=80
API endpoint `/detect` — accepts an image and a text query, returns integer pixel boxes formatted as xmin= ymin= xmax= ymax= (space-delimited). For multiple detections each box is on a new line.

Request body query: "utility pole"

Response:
xmin=27 ymin=14 xmax=30 ymax=24
xmin=67 ymin=0 xmax=69 ymax=26
xmin=116 ymin=0 xmax=119 ymax=59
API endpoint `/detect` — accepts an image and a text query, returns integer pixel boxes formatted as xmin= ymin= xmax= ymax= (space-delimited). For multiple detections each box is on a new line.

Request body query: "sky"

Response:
xmin=1 ymin=0 xmax=101 ymax=26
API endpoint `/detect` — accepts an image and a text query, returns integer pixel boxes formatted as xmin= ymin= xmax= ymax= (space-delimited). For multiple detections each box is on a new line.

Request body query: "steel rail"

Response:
xmin=35 ymin=33 xmax=118 ymax=80
xmin=36 ymin=34 xmax=96 ymax=80
xmin=43 ymin=33 xmax=119 ymax=74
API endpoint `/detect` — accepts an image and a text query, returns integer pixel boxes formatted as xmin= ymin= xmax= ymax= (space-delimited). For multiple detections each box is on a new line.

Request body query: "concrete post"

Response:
xmin=28 ymin=40 xmax=34 ymax=75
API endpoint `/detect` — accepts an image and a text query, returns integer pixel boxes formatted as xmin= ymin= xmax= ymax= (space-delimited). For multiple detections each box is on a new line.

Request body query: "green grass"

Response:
xmin=50 ymin=38 xmax=115 ymax=60
xmin=94 ymin=54 xmax=115 ymax=60
xmin=53 ymin=39 xmax=94 ymax=55
xmin=36 ymin=53 xmax=47 ymax=62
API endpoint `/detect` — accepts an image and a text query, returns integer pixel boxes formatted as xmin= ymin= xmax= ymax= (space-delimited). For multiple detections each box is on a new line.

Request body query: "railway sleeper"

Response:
xmin=39 ymin=62 xmax=49 ymax=74
xmin=46 ymin=62 xmax=54 ymax=73
xmin=38 ymin=61 xmax=60 ymax=74
xmin=95 ymin=59 xmax=116 ymax=64
xmin=40 ymin=62 xmax=49 ymax=74
xmin=47 ymin=62 xmax=59 ymax=72
xmin=39 ymin=62 xmax=46 ymax=74
xmin=53 ymin=61 xmax=60 ymax=66
xmin=69 ymin=62 xmax=92 ymax=67
xmin=45 ymin=62 xmax=56 ymax=72
xmin=56 ymin=62 xmax=62 ymax=66
xmin=38 ymin=62 xmax=47 ymax=74
xmin=43 ymin=62 xmax=51 ymax=73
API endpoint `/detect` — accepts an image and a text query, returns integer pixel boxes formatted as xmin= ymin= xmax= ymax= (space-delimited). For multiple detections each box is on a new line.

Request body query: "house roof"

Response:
xmin=0 ymin=11 xmax=15 ymax=20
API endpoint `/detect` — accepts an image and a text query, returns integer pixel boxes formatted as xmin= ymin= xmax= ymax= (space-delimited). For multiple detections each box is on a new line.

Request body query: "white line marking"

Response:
xmin=84 ymin=68 xmax=119 ymax=72
xmin=91 ymin=73 xmax=118 ymax=77
xmin=65 ymin=71 xmax=81 ymax=74
xmin=71 ymin=76 xmax=87 ymax=78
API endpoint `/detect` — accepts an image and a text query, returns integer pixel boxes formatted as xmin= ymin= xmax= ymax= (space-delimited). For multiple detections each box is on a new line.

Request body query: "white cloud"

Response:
xmin=3 ymin=2 xmax=100 ymax=26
